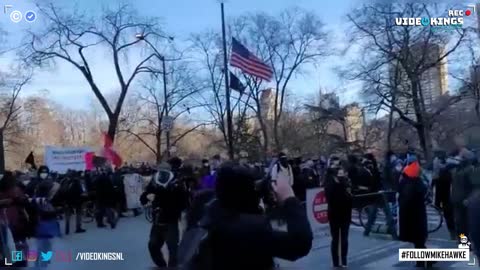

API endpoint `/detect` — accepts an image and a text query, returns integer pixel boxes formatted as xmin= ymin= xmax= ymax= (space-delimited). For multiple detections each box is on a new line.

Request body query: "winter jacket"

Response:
xmin=451 ymin=164 xmax=473 ymax=205
xmin=139 ymin=178 xmax=189 ymax=224
xmin=0 ymin=186 xmax=29 ymax=239
xmin=398 ymin=162 xmax=428 ymax=244
xmin=325 ymin=174 xmax=352 ymax=226
xmin=207 ymin=197 xmax=312 ymax=270
xmin=94 ymin=174 xmax=117 ymax=207
xmin=467 ymin=190 xmax=480 ymax=257
xmin=31 ymin=198 xmax=60 ymax=238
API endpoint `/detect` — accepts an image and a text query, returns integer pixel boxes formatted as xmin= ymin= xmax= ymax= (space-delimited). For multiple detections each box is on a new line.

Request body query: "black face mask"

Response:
xmin=279 ymin=158 xmax=288 ymax=167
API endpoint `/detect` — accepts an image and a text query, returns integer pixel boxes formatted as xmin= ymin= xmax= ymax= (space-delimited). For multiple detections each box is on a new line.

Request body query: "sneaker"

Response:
xmin=110 ymin=221 xmax=117 ymax=229
xmin=97 ymin=224 xmax=107 ymax=228
xmin=75 ymin=228 xmax=86 ymax=233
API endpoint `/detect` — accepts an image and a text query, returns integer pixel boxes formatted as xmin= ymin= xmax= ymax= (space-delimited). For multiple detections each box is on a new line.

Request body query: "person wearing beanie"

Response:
xmin=398 ymin=160 xmax=435 ymax=267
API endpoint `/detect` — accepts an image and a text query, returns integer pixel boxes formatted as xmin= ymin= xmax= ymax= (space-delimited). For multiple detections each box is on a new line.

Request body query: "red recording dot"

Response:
xmin=466 ymin=9 xmax=472 ymax=16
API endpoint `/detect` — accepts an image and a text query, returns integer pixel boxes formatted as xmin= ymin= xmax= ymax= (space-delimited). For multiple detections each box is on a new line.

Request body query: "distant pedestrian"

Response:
xmin=325 ymin=157 xmax=352 ymax=268
xmin=271 ymin=152 xmax=294 ymax=187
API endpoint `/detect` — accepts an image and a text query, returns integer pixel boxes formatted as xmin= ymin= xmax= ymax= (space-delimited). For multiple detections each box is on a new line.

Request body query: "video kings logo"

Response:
xmin=395 ymin=4 xmax=476 ymax=27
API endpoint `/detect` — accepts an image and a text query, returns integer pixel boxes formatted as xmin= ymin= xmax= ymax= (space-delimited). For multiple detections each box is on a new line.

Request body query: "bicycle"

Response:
xmin=144 ymin=203 xmax=153 ymax=223
xmin=354 ymin=191 xmax=443 ymax=234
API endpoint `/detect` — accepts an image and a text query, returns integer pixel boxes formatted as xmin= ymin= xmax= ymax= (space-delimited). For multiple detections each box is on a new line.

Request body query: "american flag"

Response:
xmin=230 ymin=37 xmax=273 ymax=81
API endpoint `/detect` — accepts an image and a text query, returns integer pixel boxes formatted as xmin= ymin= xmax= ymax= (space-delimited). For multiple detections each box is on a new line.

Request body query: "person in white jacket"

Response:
xmin=271 ymin=152 xmax=294 ymax=187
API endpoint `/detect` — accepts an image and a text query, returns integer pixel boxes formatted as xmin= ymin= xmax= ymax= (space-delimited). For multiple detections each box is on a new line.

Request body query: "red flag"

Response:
xmin=101 ymin=131 xmax=122 ymax=168
xmin=104 ymin=148 xmax=122 ymax=168
xmin=84 ymin=152 xmax=95 ymax=171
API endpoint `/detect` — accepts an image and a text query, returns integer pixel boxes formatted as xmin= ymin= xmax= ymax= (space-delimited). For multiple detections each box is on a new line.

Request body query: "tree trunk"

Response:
xmin=0 ymin=130 xmax=4 ymax=173
xmin=475 ymin=101 xmax=480 ymax=121
xmin=386 ymin=108 xmax=394 ymax=151
xmin=273 ymin=120 xmax=280 ymax=152
xmin=107 ymin=115 xmax=119 ymax=143
xmin=156 ymin=130 xmax=162 ymax=164
xmin=257 ymin=116 xmax=269 ymax=160
xmin=416 ymin=124 xmax=433 ymax=163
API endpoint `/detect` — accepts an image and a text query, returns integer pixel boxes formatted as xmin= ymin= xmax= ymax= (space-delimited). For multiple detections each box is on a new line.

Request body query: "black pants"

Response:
xmin=329 ymin=221 xmax=350 ymax=267
xmin=453 ymin=203 xmax=468 ymax=237
xmin=434 ymin=186 xmax=455 ymax=234
xmin=96 ymin=204 xmax=116 ymax=227
xmin=65 ymin=204 xmax=83 ymax=234
xmin=148 ymin=222 xmax=180 ymax=268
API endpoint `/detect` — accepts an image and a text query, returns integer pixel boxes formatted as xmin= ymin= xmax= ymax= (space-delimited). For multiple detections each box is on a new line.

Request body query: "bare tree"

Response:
xmin=20 ymin=4 xmax=170 ymax=142
xmin=0 ymin=71 xmax=31 ymax=172
xmin=343 ymin=3 xmax=468 ymax=161
xmin=239 ymin=9 xmax=329 ymax=150
xmin=451 ymin=38 xmax=480 ymax=120
xmin=119 ymin=61 xmax=207 ymax=163
xmin=190 ymin=31 xmax=251 ymax=155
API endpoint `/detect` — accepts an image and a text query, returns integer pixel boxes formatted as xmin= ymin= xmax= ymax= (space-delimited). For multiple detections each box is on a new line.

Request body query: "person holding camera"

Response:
xmin=204 ymin=162 xmax=312 ymax=270
xmin=325 ymin=157 xmax=353 ymax=268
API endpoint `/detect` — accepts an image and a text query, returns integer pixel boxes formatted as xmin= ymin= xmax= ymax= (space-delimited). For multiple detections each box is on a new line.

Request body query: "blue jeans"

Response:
xmin=35 ymin=238 xmax=52 ymax=267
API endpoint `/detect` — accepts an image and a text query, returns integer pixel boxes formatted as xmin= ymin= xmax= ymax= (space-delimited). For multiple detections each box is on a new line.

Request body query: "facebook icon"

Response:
xmin=11 ymin=251 xmax=23 ymax=262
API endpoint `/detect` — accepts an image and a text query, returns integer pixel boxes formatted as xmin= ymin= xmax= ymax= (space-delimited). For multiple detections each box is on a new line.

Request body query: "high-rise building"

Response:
xmin=318 ymin=92 xmax=364 ymax=143
xmin=260 ymin=88 xmax=277 ymax=121
xmin=344 ymin=104 xmax=364 ymax=143
xmin=394 ymin=43 xmax=448 ymax=116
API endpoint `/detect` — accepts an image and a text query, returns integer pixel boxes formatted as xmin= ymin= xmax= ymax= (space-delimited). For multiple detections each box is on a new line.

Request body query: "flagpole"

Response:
xmin=221 ymin=1 xmax=234 ymax=160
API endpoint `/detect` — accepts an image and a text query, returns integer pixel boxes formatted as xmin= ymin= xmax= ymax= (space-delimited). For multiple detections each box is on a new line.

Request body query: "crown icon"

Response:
xmin=459 ymin=234 xmax=466 ymax=238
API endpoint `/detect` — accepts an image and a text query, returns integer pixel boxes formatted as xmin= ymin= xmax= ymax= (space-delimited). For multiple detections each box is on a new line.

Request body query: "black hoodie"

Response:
xmin=206 ymin=163 xmax=313 ymax=270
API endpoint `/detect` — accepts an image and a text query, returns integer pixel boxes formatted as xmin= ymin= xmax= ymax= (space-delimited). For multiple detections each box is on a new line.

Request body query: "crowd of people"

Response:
xmin=0 ymin=146 xmax=479 ymax=269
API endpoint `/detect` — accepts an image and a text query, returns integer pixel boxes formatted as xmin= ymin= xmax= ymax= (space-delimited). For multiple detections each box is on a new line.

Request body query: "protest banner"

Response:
xmin=44 ymin=146 xmax=92 ymax=173
xmin=123 ymin=173 xmax=143 ymax=210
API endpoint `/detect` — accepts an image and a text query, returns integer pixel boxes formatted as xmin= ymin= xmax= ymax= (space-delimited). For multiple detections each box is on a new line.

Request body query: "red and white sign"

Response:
xmin=306 ymin=188 xmax=330 ymax=237
xmin=313 ymin=190 xmax=328 ymax=224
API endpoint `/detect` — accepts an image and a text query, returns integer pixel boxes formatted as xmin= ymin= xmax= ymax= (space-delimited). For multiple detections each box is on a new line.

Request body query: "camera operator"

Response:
xmin=205 ymin=162 xmax=313 ymax=270
xmin=140 ymin=158 xmax=189 ymax=268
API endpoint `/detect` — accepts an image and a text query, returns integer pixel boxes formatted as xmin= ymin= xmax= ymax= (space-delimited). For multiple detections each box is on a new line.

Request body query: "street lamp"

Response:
xmin=136 ymin=33 xmax=172 ymax=158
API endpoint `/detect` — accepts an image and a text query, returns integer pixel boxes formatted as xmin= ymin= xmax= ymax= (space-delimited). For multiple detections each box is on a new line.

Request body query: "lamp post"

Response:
xmin=136 ymin=34 xmax=172 ymax=158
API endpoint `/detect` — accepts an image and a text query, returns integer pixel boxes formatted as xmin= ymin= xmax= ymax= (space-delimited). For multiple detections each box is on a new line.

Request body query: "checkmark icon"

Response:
xmin=25 ymin=11 xmax=36 ymax=22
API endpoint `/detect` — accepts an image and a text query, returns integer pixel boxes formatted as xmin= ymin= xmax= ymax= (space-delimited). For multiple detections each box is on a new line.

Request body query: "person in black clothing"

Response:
xmin=60 ymin=171 xmax=87 ymax=234
xmin=362 ymin=154 xmax=396 ymax=238
xmin=325 ymin=157 xmax=352 ymax=267
xmin=203 ymin=162 xmax=312 ymax=270
xmin=433 ymin=155 xmax=455 ymax=240
xmin=25 ymin=165 xmax=51 ymax=198
xmin=398 ymin=159 xmax=434 ymax=268
xmin=139 ymin=159 xmax=189 ymax=268
xmin=94 ymin=168 xmax=117 ymax=229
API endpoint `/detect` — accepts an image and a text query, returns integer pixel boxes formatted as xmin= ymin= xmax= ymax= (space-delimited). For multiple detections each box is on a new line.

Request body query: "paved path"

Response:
xmin=12 ymin=212 xmax=477 ymax=269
